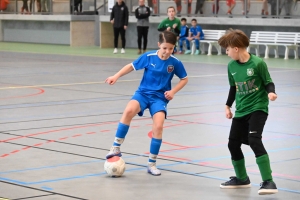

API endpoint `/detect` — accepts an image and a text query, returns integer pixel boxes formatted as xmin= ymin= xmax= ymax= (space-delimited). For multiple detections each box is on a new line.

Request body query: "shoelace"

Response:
xmin=226 ymin=177 xmax=236 ymax=184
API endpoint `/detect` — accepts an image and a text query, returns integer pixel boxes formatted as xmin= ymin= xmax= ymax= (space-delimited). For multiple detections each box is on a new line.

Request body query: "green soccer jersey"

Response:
xmin=227 ymin=54 xmax=273 ymax=118
xmin=157 ymin=17 xmax=181 ymax=35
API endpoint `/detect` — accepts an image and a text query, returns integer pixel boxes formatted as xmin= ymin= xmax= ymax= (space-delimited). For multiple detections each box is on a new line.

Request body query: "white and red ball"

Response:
xmin=104 ymin=156 xmax=126 ymax=177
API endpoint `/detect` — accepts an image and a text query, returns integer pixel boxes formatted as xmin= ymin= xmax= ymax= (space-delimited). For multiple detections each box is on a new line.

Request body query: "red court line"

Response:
xmin=86 ymin=132 xmax=96 ymax=134
xmin=72 ymin=134 xmax=82 ymax=137
xmin=0 ymin=87 xmax=45 ymax=100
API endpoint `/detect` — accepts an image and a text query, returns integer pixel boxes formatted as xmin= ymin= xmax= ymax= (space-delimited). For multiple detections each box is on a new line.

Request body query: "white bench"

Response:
xmin=191 ymin=29 xmax=225 ymax=55
xmin=247 ymin=31 xmax=300 ymax=60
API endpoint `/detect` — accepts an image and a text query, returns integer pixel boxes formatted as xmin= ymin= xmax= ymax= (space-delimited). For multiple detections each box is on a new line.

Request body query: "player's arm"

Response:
xmin=173 ymin=22 xmax=181 ymax=36
xmin=105 ymin=63 xmax=134 ymax=85
xmin=164 ymin=77 xmax=188 ymax=100
xmin=157 ymin=20 xmax=167 ymax=32
xmin=110 ymin=7 xmax=114 ymax=23
xmin=139 ymin=7 xmax=151 ymax=18
xmin=225 ymin=85 xmax=236 ymax=119
xmin=259 ymin=61 xmax=277 ymax=101
xmin=266 ymin=82 xmax=277 ymax=101
xmin=135 ymin=7 xmax=139 ymax=18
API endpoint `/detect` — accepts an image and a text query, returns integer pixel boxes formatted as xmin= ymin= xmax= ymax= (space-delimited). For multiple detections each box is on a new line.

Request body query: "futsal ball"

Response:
xmin=104 ymin=156 xmax=126 ymax=177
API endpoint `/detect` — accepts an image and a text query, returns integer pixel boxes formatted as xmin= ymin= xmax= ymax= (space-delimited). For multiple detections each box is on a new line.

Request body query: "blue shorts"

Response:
xmin=131 ymin=92 xmax=168 ymax=117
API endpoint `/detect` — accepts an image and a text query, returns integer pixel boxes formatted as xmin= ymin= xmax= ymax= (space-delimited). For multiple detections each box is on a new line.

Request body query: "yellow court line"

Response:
xmin=0 ymin=69 xmax=299 ymax=90
xmin=0 ymin=79 xmax=141 ymax=90
xmin=0 ymin=198 xmax=10 ymax=200
xmin=0 ymin=74 xmax=228 ymax=90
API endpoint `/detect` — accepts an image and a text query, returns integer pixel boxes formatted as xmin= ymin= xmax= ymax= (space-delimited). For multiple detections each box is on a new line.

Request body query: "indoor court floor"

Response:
xmin=0 ymin=43 xmax=299 ymax=200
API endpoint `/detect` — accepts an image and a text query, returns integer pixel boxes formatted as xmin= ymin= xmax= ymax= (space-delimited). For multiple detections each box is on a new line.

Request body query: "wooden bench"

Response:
xmin=247 ymin=31 xmax=300 ymax=60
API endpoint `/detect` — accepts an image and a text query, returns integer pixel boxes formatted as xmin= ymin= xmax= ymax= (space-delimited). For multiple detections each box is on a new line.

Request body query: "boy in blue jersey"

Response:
xmin=105 ymin=31 xmax=188 ymax=176
xmin=178 ymin=18 xmax=190 ymax=54
xmin=186 ymin=18 xmax=204 ymax=55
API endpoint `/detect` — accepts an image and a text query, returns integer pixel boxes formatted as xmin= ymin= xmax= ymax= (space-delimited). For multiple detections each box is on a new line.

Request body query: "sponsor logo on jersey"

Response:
xmin=247 ymin=68 xmax=254 ymax=76
xmin=167 ymin=65 xmax=174 ymax=73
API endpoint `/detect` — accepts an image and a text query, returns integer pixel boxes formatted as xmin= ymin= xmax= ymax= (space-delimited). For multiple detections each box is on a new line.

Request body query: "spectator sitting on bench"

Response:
xmin=186 ymin=18 xmax=204 ymax=55
xmin=178 ymin=18 xmax=190 ymax=54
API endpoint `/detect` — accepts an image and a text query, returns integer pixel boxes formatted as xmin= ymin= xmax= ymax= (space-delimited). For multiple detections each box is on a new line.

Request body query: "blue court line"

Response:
xmin=1 ymin=161 xmax=300 ymax=194
xmin=0 ymin=155 xmax=138 ymax=175
xmin=41 ymin=186 xmax=53 ymax=190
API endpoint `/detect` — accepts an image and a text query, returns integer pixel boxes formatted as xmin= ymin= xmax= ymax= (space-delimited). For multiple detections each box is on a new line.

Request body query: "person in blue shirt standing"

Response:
xmin=105 ymin=31 xmax=188 ymax=176
xmin=185 ymin=18 xmax=204 ymax=55
xmin=178 ymin=18 xmax=190 ymax=54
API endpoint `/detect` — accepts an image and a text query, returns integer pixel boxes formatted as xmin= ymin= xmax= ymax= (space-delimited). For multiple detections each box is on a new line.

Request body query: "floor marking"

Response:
xmin=1 ymin=69 xmax=298 ymax=91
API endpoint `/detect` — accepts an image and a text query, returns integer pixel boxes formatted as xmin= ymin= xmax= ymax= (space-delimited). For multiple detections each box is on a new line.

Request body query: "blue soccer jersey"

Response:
xmin=132 ymin=50 xmax=187 ymax=100
xmin=189 ymin=25 xmax=204 ymax=40
xmin=180 ymin=25 xmax=189 ymax=39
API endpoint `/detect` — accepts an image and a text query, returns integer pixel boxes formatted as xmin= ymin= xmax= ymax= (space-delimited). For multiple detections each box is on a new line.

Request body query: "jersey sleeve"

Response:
xmin=132 ymin=54 xmax=148 ymax=71
xmin=228 ymin=65 xmax=235 ymax=86
xmin=174 ymin=60 xmax=187 ymax=79
xmin=157 ymin=19 xmax=167 ymax=31
xmin=258 ymin=60 xmax=273 ymax=85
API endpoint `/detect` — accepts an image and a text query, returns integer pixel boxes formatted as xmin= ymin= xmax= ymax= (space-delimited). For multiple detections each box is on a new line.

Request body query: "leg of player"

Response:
xmin=248 ymin=111 xmax=278 ymax=195
xmin=147 ymin=111 xmax=165 ymax=176
xmin=106 ymin=100 xmax=141 ymax=159
xmin=220 ymin=118 xmax=251 ymax=188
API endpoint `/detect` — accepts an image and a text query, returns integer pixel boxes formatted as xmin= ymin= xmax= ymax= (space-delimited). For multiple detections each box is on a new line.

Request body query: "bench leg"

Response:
xmin=207 ymin=44 xmax=212 ymax=56
xmin=294 ymin=47 xmax=299 ymax=59
xmin=256 ymin=47 xmax=260 ymax=57
xmin=191 ymin=41 xmax=195 ymax=55
xmin=264 ymin=46 xmax=269 ymax=59
xmin=274 ymin=46 xmax=279 ymax=59
xmin=216 ymin=45 xmax=222 ymax=55
xmin=200 ymin=43 xmax=205 ymax=55
xmin=284 ymin=47 xmax=289 ymax=60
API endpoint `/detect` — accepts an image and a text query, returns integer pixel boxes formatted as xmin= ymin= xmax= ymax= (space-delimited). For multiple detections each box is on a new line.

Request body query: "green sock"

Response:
xmin=256 ymin=154 xmax=273 ymax=182
xmin=232 ymin=158 xmax=248 ymax=181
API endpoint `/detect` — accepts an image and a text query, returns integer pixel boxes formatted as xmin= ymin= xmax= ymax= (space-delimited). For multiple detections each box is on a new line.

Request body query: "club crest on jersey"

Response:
xmin=167 ymin=65 xmax=174 ymax=73
xmin=247 ymin=68 xmax=254 ymax=76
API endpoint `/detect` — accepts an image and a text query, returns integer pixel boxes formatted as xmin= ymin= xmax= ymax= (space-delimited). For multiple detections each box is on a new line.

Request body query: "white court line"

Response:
xmin=0 ymin=69 xmax=299 ymax=90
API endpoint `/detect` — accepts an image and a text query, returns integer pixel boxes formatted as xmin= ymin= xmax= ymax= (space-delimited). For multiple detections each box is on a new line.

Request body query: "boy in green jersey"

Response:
xmin=218 ymin=29 xmax=278 ymax=195
xmin=157 ymin=6 xmax=181 ymax=36
xmin=158 ymin=6 xmax=181 ymax=53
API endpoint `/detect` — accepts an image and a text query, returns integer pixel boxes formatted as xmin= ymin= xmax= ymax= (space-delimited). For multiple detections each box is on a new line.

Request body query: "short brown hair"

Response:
xmin=218 ymin=29 xmax=249 ymax=48
xmin=167 ymin=6 xmax=176 ymax=12
xmin=159 ymin=31 xmax=177 ymax=45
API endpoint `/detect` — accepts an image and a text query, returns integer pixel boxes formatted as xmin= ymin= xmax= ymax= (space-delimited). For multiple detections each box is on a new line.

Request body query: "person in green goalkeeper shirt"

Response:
xmin=218 ymin=29 xmax=278 ymax=195
xmin=158 ymin=6 xmax=181 ymax=53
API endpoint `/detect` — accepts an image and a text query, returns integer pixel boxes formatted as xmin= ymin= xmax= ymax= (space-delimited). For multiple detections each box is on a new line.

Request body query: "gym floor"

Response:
xmin=0 ymin=43 xmax=299 ymax=200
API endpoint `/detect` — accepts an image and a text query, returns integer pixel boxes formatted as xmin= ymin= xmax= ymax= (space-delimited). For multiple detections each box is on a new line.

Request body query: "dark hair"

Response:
xmin=159 ymin=31 xmax=177 ymax=45
xmin=167 ymin=6 xmax=176 ymax=12
xmin=191 ymin=18 xmax=197 ymax=22
xmin=181 ymin=18 xmax=187 ymax=22
xmin=218 ymin=29 xmax=249 ymax=48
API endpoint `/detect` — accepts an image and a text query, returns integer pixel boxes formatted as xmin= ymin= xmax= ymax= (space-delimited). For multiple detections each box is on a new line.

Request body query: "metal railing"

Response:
xmin=0 ymin=0 xmax=298 ymax=18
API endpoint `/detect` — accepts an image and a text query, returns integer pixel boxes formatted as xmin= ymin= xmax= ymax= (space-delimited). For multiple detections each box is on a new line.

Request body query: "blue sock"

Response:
xmin=148 ymin=138 xmax=162 ymax=163
xmin=112 ymin=122 xmax=129 ymax=146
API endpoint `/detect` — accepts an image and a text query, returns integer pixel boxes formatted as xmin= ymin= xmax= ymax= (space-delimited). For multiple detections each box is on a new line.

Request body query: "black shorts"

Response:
xmin=229 ymin=110 xmax=268 ymax=145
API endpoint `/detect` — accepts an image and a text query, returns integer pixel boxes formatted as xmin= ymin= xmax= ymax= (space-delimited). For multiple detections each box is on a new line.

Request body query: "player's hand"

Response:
xmin=268 ymin=92 xmax=277 ymax=101
xmin=172 ymin=24 xmax=177 ymax=29
xmin=105 ymin=76 xmax=118 ymax=85
xmin=164 ymin=90 xmax=175 ymax=100
xmin=124 ymin=25 xmax=127 ymax=30
xmin=110 ymin=19 xmax=114 ymax=24
xmin=225 ymin=106 xmax=233 ymax=119
xmin=167 ymin=27 xmax=171 ymax=31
